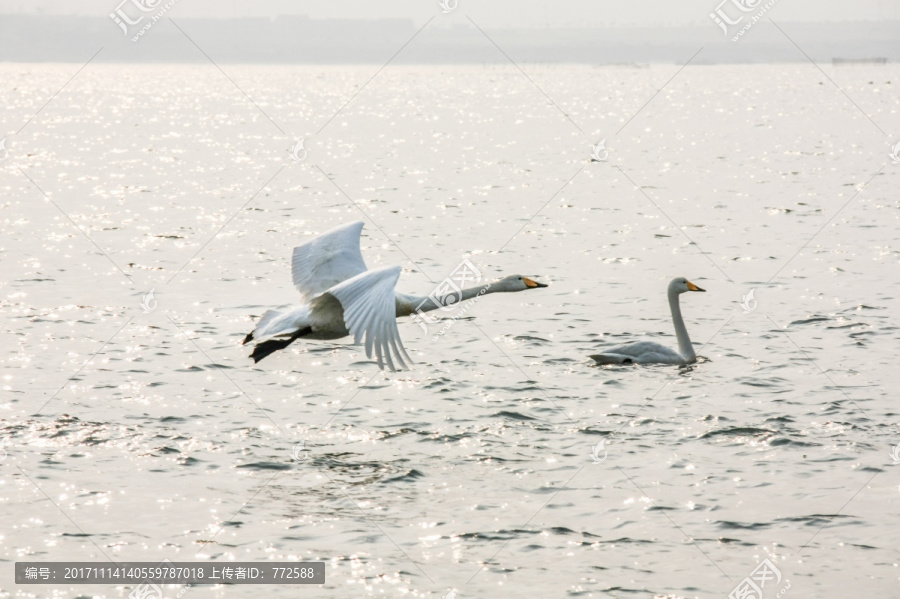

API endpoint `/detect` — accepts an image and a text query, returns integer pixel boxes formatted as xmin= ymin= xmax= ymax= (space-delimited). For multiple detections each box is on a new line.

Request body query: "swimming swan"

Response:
xmin=244 ymin=221 xmax=548 ymax=370
xmin=590 ymin=277 xmax=705 ymax=366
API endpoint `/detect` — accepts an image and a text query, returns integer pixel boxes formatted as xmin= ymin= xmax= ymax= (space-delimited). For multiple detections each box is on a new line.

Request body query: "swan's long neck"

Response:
xmin=668 ymin=289 xmax=695 ymax=362
xmin=400 ymin=283 xmax=495 ymax=316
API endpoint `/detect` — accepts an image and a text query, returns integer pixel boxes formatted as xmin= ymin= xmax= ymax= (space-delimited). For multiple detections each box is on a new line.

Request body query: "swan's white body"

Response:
xmin=245 ymin=221 xmax=546 ymax=370
xmin=590 ymin=278 xmax=705 ymax=366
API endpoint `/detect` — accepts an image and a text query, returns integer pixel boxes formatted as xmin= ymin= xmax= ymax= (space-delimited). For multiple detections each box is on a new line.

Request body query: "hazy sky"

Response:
xmin=3 ymin=0 xmax=899 ymax=27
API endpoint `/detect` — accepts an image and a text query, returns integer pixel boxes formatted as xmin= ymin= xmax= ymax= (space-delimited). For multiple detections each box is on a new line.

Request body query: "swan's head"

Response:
xmin=492 ymin=275 xmax=548 ymax=292
xmin=669 ymin=277 xmax=705 ymax=294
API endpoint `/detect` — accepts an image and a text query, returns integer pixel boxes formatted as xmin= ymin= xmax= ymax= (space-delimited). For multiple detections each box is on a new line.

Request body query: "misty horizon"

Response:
xmin=1 ymin=13 xmax=899 ymax=64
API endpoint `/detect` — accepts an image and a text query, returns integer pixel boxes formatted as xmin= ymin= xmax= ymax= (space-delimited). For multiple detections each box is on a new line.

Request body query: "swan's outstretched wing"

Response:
xmin=292 ymin=221 xmax=368 ymax=302
xmin=310 ymin=265 xmax=411 ymax=371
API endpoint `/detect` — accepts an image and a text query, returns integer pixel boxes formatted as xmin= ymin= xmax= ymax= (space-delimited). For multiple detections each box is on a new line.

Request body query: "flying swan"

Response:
xmin=590 ymin=277 xmax=706 ymax=366
xmin=244 ymin=221 xmax=548 ymax=370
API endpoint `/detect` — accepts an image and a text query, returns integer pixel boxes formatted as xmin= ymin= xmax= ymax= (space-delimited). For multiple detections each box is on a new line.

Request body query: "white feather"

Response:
xmin=291 ymin=221 xmax=367 ymax=302
xmin=312 ymin=265 xmax=411 ymax=370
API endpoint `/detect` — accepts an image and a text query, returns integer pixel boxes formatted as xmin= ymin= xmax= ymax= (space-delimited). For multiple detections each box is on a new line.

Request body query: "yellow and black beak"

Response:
xmin=686 ymin=281 xmax=706 ymax=292
xmin=524 ymin=277 xmax=548 ymax=288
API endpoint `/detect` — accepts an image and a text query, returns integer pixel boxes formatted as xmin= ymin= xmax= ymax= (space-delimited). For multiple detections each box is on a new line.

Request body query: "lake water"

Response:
xmin=1 ymin=62 xmax=898 ymax=598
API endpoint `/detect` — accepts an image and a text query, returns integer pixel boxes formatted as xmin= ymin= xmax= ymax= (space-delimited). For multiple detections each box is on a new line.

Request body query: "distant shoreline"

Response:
xmin=0 ymin=61 xmax=893 ymax=67
xmin=1 ymin=15 xmax=898 ymax=64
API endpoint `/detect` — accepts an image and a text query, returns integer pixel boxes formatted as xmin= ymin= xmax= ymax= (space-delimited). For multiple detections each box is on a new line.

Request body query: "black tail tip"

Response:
xmin=242 ymin=332 xmax=253 ymax=345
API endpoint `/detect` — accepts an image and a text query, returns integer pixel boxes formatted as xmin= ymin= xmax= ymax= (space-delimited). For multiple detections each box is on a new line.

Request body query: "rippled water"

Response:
xmin=1 ymin=63 xmax=898 ymax=598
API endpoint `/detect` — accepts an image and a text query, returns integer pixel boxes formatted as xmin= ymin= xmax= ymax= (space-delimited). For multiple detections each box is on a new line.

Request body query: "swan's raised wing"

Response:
xmin=292 ymin=221 xmax=367 ymax=302
xmin=310 ymin=265 xmax=411 ymax=371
